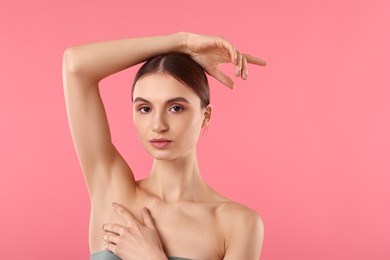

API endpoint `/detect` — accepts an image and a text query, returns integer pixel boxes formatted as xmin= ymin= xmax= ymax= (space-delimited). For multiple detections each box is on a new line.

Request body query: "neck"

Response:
xmin=143 ymin=150 xmax=208 ymax=202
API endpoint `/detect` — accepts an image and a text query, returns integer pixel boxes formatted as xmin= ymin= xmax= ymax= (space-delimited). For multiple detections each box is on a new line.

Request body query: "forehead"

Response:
xmin=133 ymin=73 xmax=200 ymax=104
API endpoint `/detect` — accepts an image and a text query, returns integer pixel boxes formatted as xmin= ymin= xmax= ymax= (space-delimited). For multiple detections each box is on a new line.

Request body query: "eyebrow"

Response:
xmin=133 ymin=97 xmax=192 ymax=105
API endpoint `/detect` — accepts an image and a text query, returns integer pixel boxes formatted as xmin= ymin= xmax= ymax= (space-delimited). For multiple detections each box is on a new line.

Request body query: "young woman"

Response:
xmin=63 ymin=32 xmax=266 ymax=260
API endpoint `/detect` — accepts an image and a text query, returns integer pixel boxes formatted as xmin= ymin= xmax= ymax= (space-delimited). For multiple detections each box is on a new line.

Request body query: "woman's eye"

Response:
xmin=169 ymin=105 xmax=183 ymax=113
xmin=139 ymin=106 xmax=151 ymax=113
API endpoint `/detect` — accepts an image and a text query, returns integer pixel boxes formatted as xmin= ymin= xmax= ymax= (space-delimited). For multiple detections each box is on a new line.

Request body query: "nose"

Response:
xmin=152 ymin=112 xmax=169 ymax=133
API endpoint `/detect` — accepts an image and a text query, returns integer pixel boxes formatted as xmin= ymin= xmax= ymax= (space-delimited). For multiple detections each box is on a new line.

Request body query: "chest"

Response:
xmin=160 ymin=206 xmax=226 ymax=258
xmin=90 ymin=196 xmax=225 ymax=259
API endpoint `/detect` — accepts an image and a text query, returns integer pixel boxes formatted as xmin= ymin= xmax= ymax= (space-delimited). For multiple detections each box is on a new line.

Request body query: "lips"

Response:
xmin=149 ymin=138 xmax=172 ymax=149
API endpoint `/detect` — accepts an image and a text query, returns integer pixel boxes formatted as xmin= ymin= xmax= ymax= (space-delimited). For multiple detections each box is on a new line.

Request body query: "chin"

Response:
xmin=144 ymin=147 xmax=177 ymax=161
xmin=149 ymin=152 xmax=179 ymax=161
xmin=145 ymin=147 xmax=194 ymax=162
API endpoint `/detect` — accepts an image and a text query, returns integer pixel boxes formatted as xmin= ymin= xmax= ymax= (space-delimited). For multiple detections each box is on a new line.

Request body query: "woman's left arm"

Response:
xmin=102 ymin=203 xmax=168 ymax=260
xmin=223 ymin=210 xmax=264 ymax=260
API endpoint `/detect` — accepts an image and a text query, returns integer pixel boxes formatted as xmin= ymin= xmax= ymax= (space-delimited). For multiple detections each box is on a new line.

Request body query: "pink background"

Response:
xmin=1 ymin=0 xmax=389 ymax=259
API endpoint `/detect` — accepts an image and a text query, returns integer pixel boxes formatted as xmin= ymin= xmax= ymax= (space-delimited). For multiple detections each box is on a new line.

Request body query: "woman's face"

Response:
xmin=133 ymin=73 xmax=210 ymax=161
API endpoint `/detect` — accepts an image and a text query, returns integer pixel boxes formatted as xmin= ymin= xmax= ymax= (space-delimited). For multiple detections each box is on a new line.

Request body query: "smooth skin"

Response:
xmin=63 ymin=32 xmax=266 ymax=260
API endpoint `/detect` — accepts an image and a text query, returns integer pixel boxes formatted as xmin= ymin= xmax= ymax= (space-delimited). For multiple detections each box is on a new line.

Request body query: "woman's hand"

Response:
xmin=180 ymin=32 xmax=267 ymax=89
xmin=102 ymin=203 xmax=168 ymax=260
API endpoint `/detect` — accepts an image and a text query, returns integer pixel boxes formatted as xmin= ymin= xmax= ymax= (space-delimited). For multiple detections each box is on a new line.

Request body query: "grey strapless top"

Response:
xmin=90 ymin=250 xmax=191 ymax=260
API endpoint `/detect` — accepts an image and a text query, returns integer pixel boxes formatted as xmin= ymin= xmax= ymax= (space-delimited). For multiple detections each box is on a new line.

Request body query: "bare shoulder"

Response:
xmin=214 ymin=198 xmax=264 ymax=259
xmin=216 ymin=199 xmax=263 ymax=234
xmin=206 ymin=188 xmax=263 ymax=229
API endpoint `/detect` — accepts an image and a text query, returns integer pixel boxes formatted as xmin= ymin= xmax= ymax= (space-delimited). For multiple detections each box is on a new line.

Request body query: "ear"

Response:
xmin=202 ymin=104 xmax=212 ymax=128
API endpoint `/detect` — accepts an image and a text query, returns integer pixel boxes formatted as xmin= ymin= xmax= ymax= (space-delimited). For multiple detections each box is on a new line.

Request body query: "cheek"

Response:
xmin=133 ymin=116 xmax=148 ymax=138
xmin=175 ymin=115 xmax=202 ymax=139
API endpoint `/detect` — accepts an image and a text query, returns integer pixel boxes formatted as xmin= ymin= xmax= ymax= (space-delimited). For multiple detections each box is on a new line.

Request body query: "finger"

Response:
xmin=207 ymin=69 xmax=235 ymax=89
xmin=112 ymin=202 xmax=139 ymax=226
xmin=217 ymin=37 xmax=237 ymax=64
xmin=102 ymin=223 xmax=126 ymax=235
xmin=102 ymin=232 xmax=120 ymax=245
xmin=244 ymin=53 xmax=267 ymax=66
xmin=232 ymin=45 xmax=237 ymax=65
xmin=241 ymin=55 xmax=248 ymax=80
xmin=104 ymin=242 xmax=117 ymax=254
xmin=235 ymin=52 xmax=243 ymax=77
xmin=142 ymin=207 xmax=157 ymax=231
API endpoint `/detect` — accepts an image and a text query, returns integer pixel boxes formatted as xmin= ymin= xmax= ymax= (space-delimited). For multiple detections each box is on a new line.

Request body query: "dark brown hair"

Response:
xmin=132 ymin=52 xmax=210 ymax=108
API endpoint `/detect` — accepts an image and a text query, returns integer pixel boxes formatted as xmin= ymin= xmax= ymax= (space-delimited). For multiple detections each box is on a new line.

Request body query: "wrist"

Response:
xmin=174 ymin=31 xmax=190 ymax=54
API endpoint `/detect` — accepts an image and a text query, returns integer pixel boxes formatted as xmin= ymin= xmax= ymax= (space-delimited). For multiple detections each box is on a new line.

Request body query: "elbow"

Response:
xmin=62 ymin=47 xmax=83 ymax=76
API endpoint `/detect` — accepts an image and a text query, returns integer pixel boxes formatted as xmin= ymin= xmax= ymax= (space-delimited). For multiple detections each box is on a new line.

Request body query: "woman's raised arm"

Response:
xmin=62 ymin=31 xmax=265 ymax=200
xmin=62 ymin=32 xmax=186 ymax=199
